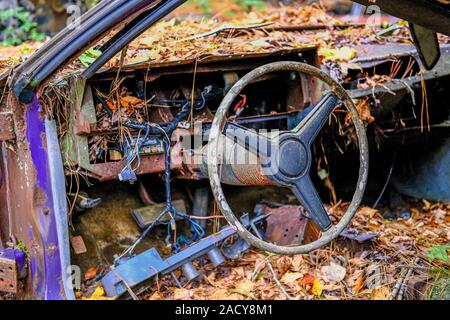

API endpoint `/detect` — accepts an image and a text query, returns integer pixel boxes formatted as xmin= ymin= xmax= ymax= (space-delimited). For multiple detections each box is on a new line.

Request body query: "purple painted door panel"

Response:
xmin=1 ymin=0 xmax=187 ymax=300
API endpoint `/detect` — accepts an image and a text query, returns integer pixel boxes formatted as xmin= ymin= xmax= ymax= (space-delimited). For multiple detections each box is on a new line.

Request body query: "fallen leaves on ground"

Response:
xmin=371 ymin=286 xmax=390 ymax=300
xmin=321 ymin=262 xmax=347 ymax=284
xmin=139 ymin=202 xmax=449 ymax=301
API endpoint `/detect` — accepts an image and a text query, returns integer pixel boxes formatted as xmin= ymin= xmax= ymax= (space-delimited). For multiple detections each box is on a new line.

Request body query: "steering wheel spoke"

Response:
xmin=292 ymin=176 xmax=333 ymax=232
xmin=294 ymin=92 xmax=340 ymax=146
xmin=225 ymin=122 xmax=273 ymax=159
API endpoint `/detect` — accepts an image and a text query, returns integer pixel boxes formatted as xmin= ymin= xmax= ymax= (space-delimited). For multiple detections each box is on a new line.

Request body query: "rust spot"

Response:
xmin=40 ymin=132 xmax=47 ymax=150
xmin=46 ymin=245 xmax=58 ymax=255
xmin=262 ymin=204 xmax=321 ymax=246
xmin=33 ymin=187 xmax=48 ymax=208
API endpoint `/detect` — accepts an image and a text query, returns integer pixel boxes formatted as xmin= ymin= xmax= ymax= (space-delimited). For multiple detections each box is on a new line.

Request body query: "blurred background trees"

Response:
xmin=0 ymin=0 xmax=355 ymax=46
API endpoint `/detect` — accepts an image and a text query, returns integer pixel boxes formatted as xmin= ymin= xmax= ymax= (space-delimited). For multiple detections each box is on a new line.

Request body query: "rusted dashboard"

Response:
xmin=61 ymin=47 xmax=320 ymax=181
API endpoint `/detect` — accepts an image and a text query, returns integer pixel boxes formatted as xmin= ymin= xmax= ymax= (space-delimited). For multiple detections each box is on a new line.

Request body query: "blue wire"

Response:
xmin=168 ymin=209 xmax=206 ymax=253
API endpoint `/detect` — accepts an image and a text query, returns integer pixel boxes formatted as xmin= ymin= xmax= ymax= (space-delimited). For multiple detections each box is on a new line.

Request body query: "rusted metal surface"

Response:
xmin=61 ymin=47 xmax=320 ymax=182
xmin=230 ymin=163 xmax=273 ymax=186
xmin=262 ymin=205 xmax=310 ymax=246
xmin=62 ymin=79 xmax=187 ymax=181
xmin=259 ymin=204 xmax=322 ymax=246
xmin=0 ymin=249 xmax=18 ymax=294
xmin=73 ymin=152 xmax=183 ymax=181
xmin=70 ymin=236 xmax=88 ymax=255
xmin=0 ymin=112 xmax=15 ymax=141
xmin=0 ymin=92 xmax=71 ymax=299
xmin=0 ymin=143 xmax=10 ymax=244
xmin=0 ymin=100 xmax=15 ymax=141
xmin=349 ymin=45 xmax=450 ymax=100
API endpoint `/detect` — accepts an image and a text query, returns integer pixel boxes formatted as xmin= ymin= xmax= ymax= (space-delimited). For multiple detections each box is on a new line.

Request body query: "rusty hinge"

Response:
xmin=0 ymin=248 xmax=19 ymax=294
xmin=0 ymin=112 xmax=15 ymax=141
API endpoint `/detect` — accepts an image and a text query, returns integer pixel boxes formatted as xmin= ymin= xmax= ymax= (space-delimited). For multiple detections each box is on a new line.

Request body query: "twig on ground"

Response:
xmin=397 ymin=258 xmax=421 ymax=300
xmin=176 ymin=22 xmax=274 ymax=42
xmin=266 ymin=260 xmax=295 ymax=300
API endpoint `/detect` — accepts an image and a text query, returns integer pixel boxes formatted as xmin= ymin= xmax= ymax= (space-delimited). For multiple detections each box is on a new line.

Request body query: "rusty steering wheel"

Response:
xmin=208 ymin=61 xmax=369 ymax=255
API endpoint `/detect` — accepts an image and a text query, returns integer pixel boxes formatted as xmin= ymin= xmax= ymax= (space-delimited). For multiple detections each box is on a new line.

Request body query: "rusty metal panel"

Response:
xmin=263 ymin=205 xmax=310 ymax=246
xmin=259 ymin=204 xmax=321 ymax=246
xmin=0 ymin=112 xmax=15 ymax=141
xmin=0 ymin=249 xmax=18 ymax=294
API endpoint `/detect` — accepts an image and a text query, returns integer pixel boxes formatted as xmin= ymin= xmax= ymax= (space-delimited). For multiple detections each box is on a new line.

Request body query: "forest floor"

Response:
xmin=136 ymin=201 xmax=450 ymax=301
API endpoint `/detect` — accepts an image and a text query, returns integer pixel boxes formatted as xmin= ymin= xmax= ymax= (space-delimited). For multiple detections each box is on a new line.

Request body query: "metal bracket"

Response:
xmin=101 ymin=214 xmax=266 ymax=298
xmin=102 ymin=226 xmax=237 ymax=298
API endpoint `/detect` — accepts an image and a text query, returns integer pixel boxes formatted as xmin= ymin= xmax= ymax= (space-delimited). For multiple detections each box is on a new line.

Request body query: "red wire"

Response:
xmin=233 ymin=95 xmax=247 ymax=112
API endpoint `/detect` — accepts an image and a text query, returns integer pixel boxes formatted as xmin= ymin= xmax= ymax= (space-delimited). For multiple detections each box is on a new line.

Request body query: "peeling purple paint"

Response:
xmin=14 ymin=248 xmax=27 ymax=279
xmin=25 ymin=96 xmax=65 ymax=300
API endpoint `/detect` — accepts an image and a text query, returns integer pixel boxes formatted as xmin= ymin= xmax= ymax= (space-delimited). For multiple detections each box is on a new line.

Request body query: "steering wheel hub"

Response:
xmin=277 ymin=138 xmax=308 ymax=179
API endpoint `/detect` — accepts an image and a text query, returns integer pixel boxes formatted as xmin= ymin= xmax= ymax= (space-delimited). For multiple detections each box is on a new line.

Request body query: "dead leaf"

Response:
xmin=120 ymin=96 xmax=143 ymax=108
xmin=353 ymin=274 xmax=365 ymax=295
xmin=349 ymin=257 xmax=369 ymax=267
xmin=312 ymin=279 xmax=324 ymax=297
xmin=321 ymin=262 xmax=347 ymax=284
xmin=82 ymin=286 xmax=114 ymax=300
xmin=140 ymin=34 xmax=161 ymax=47
xmin=230 ymin=288 xmax=256 ymax=300
xmin=319 ymin=46 xmax=357 ymax=61
xmin=300 ymin=274 xmax=315 ymax=287
xmin=422 ymin=199 xmax=431 ymax=211
xmin=281 ymin=272 xmax=303 ymax=285
xmin=371 ymin=286 xmax=390 ymax=300
xmin=235 ymin=279 xmax=254 ymax=292
xmin=127 ymin=53 xmax=149 ymax=65
xmin=210 ymin=289 xmax=231 ymax=300
xmin=84 ymin=267 xmax=98 ymax=281
xmin=231 ymin=280 xmax=256 ymax=299
xmin=173 ymin=288 xmax=192 ymax=300
xmin=323 ymin=284 xmax=341 ymax=291
xmin=148 ymin=292 xmax=164 ymax=300
xmin=275 ymin=256 xmax=292 ymax=278
xmin=291 ymin=255 xmax=304 ymax=272
xmin=356 ymin=100 xmax=375 ymax=124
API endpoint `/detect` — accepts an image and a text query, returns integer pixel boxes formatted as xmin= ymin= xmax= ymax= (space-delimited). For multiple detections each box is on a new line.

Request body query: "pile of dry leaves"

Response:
xmin=136 ymin=201 xmax=449 ymax=301
xmin=0 ymin=41 xmax=43 ymax=75
xmin=1 ymin=5 xmax=449 ymax=79
xmin=113 ymin=7 xmax=397 ymax=67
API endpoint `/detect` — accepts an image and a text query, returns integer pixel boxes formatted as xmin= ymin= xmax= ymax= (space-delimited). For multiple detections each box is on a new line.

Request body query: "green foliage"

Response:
xmin=192 ymin=0 xmax=213 ymax=15
xmin=187 ymin=0 xmax=267 ymax=15
xmin=0 ymin=6 xmax=45 ymax=46
xmin=79 ymin=48 xmax=102 ymax=67
xmin=85 ymin=0 xmax=99 ymax=9
xmin=15 ymin=239 xmax=30 ymax=259
xmin=233 ymin=0 xmax=266 ymax=9
xmin=427 ymin=268 xmax=450 ymax=300
xmin=428 ymin=245 xmax=450 ymax=263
